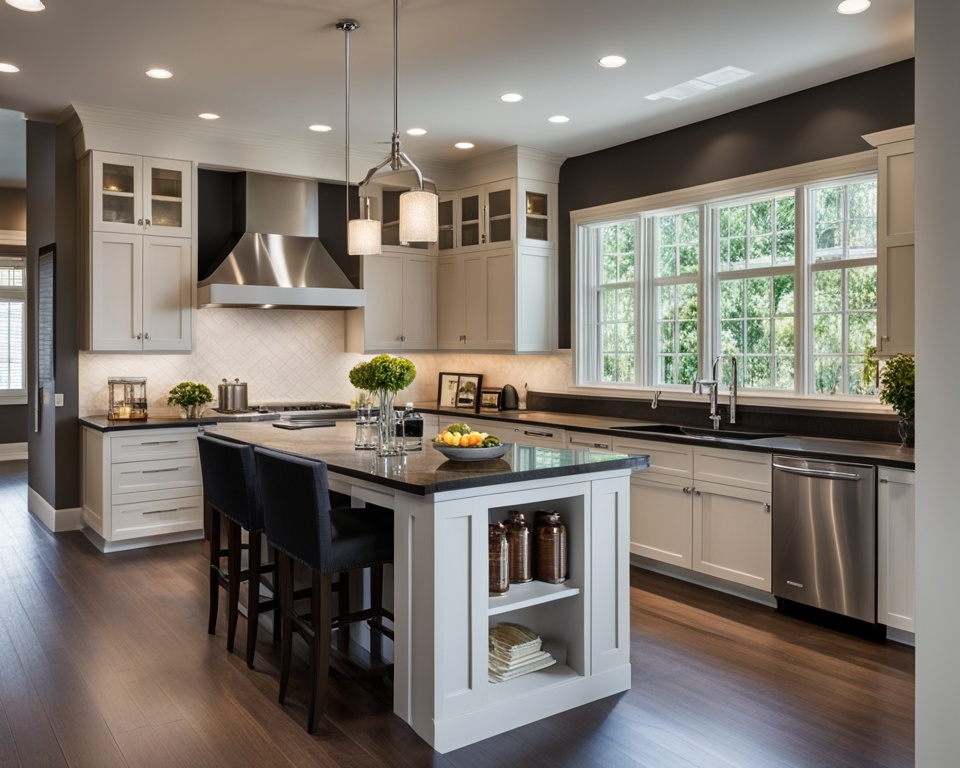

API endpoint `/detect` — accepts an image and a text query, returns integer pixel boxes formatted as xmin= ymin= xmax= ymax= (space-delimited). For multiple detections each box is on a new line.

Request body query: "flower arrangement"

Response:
xmin=348 ymin=354 xmax=416 ymax=395
xmin=167 ymin=381 xmax=213 ymax=417
xmin=878 ymin=354 xmax=915 ymax=447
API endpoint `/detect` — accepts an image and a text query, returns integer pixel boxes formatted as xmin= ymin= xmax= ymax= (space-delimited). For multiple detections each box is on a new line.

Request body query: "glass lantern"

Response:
xmin=108 ymin=377 xmax=148 ymax=420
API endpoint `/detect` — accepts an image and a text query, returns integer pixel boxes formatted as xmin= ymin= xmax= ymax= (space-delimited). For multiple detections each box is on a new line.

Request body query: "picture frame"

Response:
xmin=437 ymin=372 xmax=461 ymax=409
xmin=480 ymin=387 xmax=502 ymax=410
xmin=456 ymin=374 xmax=483 ymax=412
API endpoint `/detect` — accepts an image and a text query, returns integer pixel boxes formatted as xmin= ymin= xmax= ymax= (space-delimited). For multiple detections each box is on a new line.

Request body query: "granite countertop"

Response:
xmin=204 ymin=421 xmax=647 ymax=496
xmin=415 ymin=404 xmax=916 ymax=470
xmin=79 ymin=415 xmax=217 ymax=431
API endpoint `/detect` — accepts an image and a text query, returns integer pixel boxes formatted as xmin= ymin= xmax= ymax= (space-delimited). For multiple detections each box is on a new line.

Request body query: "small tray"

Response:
xmin=431 ymin=442 xmax=512 ymax=461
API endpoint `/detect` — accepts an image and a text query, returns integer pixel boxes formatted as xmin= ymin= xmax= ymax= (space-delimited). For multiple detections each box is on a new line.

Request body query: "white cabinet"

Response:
xmin=614 ymin=437 xmax=772 ymax=591
xmin=81 ymin=426 xmax=204 ymax=551
xmin=878 ymin=467 xmax=915 ymax=633
xmin=92 ymin=152 xmax=192 ymax=238
xmin=346 ymin=251 xmax=437 ymax=352
xmin=80 ymin=150 xmax=195 ymax=353
xmin=510 ymin=424 xmax=566 ymax=448
xmin=518 ymin=178 xmax=558 ymax=248
xmin=864 ymin=126 xmax=914 ymax=356
xmin=88 ymin=233 xmax=192 ymax=352
xmin=439 ymin=180 xmax=514 ymax=253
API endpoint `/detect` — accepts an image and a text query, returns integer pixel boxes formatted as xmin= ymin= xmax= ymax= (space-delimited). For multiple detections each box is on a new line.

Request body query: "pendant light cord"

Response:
xmin=338 ymin=20 xmax=358 ymax=231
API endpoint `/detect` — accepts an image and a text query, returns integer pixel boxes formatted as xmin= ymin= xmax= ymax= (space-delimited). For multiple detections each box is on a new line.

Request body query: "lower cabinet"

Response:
xmin=81 ymin=426 xmax=204 ymax=550
xmin=878 ymin=467 xmax=915 ymax=632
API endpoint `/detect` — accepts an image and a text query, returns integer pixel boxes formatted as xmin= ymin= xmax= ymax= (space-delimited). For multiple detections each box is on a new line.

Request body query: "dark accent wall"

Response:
xmin=557 ymin=59 xmax=916 ymax=348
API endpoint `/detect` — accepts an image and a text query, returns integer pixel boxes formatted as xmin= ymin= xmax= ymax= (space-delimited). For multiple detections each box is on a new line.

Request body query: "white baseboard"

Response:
xmin=0 ymin=442 xmax=27 ymax=461
xmin=81 ymin=526 xmax=204 ymax=553
xmin=631 ymin=554 xmax=779 ymax=608
xmin=28 ymin=486 xmax=83 ymax=533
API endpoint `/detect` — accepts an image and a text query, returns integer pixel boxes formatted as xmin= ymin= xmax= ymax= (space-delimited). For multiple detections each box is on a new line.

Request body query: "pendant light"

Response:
xmin=347 ymin=0 xmax=438 ymax=255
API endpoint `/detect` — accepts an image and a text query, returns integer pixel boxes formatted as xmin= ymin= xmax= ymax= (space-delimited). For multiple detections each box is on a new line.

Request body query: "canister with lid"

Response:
xmin=489 ymin=522 xmax=509 ymax=594
xmin=504 ymin=510 xmax=533 ymax=583
xmin=535 ymin=511 xmax=567 ymax=584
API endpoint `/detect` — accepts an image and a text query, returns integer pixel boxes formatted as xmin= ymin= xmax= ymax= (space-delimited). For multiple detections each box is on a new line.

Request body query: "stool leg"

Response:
xmin=308 ymin=571 xmax=333 ymax=734
xmin=226 ymin=520 xmax=242 ymax=653
xmin=207 ymin=504 xmax=220 ymax=636
xmin=336 ymin=570 xmax=350 ymax=652
xmin=245 ymin=530 xmax=262 ymax=669
xmin=278 ymin=554 xmax=294 ymax=705
xmin=370 ymin=563 xmax=384 ymax=662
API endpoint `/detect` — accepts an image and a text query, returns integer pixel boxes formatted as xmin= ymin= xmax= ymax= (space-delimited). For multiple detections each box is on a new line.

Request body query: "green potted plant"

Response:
xmin=348 ymin=354 xmax=416 ymax=456
xmin=167 ymin=381 xmax=214 ymax=419
xmin=878 ymin=354 xmax=915 ymax=447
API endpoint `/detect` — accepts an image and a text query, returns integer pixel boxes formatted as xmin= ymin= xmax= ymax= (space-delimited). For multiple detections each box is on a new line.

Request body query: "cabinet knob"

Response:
xmin=683 ymin=486 xmax=692 ymax=495
xmin=399 ymin=335 xmax=405 ymax=342
xmin=144 ymin=218 xmax=151 ymax=227
xmin=137 ymin=218 xmax=143 ymax=226
xmin=136 ymin=332 xmax=142 ymax=340
xmin=763 ymin=503 xmax=771 ymax=513
xmin=881 ymin=335 xmax=889 ymax=341
xmin=694 ymin=489 xmax=701 ymax=497
xmin=144 ymin=332 xmax=151 ymax=340
xmin=879 ymin=478 xmax=889 ymax=484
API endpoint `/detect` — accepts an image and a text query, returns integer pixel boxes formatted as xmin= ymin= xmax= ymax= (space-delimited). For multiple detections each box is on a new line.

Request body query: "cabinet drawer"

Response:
xmin=111 ymin=491 xmax=203 ymax=541
xmin=612 ymin=438 xmax=693 ymax=478
xmin=693 ymin=447 xmax=771 ymax=492
xmin=111 ymin=457 xmax=201 ymax=495
xmin=110 ymin=430 xmax=198 ymax=463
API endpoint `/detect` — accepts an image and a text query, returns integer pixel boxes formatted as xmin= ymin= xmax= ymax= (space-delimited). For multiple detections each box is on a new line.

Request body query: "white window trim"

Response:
xmin=571 ymin=151 xmax=881 ymax=411
xmin=0 ymin=248 xmax=27 ymax=405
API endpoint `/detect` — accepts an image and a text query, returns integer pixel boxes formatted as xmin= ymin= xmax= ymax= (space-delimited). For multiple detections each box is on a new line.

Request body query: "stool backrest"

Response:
xmin=254 ymin=447 xmax=335 ymax=572
xmin=198 ymin=435 xmax=262 ymax=531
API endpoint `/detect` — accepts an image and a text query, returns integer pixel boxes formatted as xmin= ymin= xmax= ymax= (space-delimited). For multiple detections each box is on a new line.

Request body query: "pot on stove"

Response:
xmin=218 ymin=378 xmax=249 ymax=412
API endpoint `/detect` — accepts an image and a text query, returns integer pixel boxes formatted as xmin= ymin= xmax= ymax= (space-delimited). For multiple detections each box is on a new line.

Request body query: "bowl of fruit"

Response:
xmin=431 ymin=423 xmax=512 ymax=462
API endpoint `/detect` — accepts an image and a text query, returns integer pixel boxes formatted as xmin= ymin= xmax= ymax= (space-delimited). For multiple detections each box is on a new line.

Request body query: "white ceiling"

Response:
xmin=0 ymin=0 xmax=914 ymax=187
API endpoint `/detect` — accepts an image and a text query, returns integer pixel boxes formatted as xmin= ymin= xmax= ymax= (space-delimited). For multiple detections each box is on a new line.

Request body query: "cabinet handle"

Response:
xmin=522 ymin=429 xmax=554 ymax=438
xmin=683 ymin=486 xmax=692 ymax=495
xmin=142 ymin=467 xmax=184 ymax=474
xmin=879 ymin=478 xmax=889 ymax=484
xmin=399 ymin=335 xmax=405 ymax=342
xmin=763 ymin=503 xmax=771 ymax=513
xmin=460 ymin=334 xmax=466 ymax=343
xmin=139 ymin=440 xmax=179 ymax=446
xmin=881 ymin=335 xmax=889 ymax=341
xmin=142 ymin=508 xmax=181 ymax=515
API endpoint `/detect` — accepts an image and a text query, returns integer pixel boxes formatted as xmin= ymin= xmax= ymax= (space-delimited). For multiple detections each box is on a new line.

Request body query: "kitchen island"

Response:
xmin=206 ymin=421 xmax=648 ymax=753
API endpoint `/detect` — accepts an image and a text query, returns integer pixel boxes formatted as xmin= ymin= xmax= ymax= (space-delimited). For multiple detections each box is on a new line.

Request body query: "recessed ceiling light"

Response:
xmin=454 ymin=142 xmax=475 ymax=150
xmin=598 ymin=55 xmax=626 ymax=68
xmin=406 ymin=128 xmax=427 ymax=136
xmin=198 ymin=113 xmax=220 ymax=120
xmin=837 ymin=0 xmax=871 ymax=14
xmin=145 ymin=68 xmax=173 ymax=79
xmin=548 ymin=115 xmax=570 ymax=124
xmin=500 ymin=93 xmax=523 ymax=103
xmin=0 ymin=63 xmax=21 ymax=74
xmin=5 ymin=0 xmax=45 ymax=11
xmin=309 ymin=124 xmax=333 ymax=132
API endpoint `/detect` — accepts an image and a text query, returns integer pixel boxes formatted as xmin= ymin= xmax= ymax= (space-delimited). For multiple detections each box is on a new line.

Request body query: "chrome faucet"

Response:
xmin=651 ymin=390 xmax=661 ymax=409
xmin=711 ymin=355 xmax=738 ymax=425
xmin=692 ymin=377 xmax=721 ymax=430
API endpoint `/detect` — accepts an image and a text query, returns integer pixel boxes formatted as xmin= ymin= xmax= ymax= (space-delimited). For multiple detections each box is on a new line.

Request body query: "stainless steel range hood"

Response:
xmin=198 ymin=172 xmax=364 ymax=310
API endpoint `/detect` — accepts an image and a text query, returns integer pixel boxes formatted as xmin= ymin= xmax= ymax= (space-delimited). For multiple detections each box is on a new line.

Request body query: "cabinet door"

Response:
xmin=462 ymin=253 xmax=488 ymax=347
xmin=92 ymin=152 xmax=143 ymax=234
xmin=693 ymin=481 xmax=771 ymax=591
xmin=628 ymin=473 xmax=692 ymax=568
xmin=400 ymin=254 xmax=437 ymax=349
xmin=90 ymin=232 xmax=143 ymax=351
xmin=485 ymin=181 xmax=513 ymax=246
xmin=459 ymin=187 xmax=482 ymax=249
xmin=516 ymin=246 xmax=554 ymax=352
xmin=484 ymin=249 xmax=515 ymax=349
xmin=878 ymin=468 xmax=915 ymax=632
xmin=437 ymin=256 xmax=463 ymax=348
xmin=519 ymin=179 xmax=557 ymax=248
xmin=362 ymin=253 xmax=405 ymax=350
xmin=142 ymin=236 xmax=192 ymax=352
xmin=143 ymin=157 xmax=192 ymax=238
xmin=438 ymin=195 xmax=456 ymax=251
xmin=876 ymin=139 xmax=915 ymax=356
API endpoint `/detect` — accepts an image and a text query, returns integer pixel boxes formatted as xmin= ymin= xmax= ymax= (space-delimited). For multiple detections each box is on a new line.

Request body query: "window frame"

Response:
xmin=0 ymin=252 xmax=27 ymax=406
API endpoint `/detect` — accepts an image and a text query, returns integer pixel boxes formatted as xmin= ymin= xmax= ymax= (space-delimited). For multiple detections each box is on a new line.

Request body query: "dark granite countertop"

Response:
xmin=204 ymin=421 xmax=647 ymax=496
xmin=80 ymin=415 xmax=216 ymax=432
xmin=416 ymin=405 xmax=915 ymax=470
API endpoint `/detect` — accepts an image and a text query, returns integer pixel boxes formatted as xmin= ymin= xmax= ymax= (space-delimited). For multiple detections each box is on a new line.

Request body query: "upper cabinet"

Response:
xmin=864 ymin=126 xmax=914 ymax=357
xmin=93 ymin=152 xmax=192 ymax=238
xmin=518 ymin=178 xmax=558 ymax=249
xmin=439 ymin=180 xmax=514 ymax=253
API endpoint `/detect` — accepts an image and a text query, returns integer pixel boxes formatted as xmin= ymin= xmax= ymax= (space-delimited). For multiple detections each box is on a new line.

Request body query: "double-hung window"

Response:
xmin=0 ymin=256 xmax=26 ymax=404
xmin=575 ymin=163 xmax=878 ymax=400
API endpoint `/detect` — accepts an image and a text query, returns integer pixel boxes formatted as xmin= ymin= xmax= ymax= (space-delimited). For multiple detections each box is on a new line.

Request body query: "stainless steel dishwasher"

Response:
xmin=772 ymin=455 xmax=877 ymax=623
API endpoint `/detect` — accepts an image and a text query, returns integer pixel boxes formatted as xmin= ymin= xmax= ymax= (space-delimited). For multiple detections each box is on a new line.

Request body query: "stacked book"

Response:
xmin=488 ymin=622 xmax=556 ymax=683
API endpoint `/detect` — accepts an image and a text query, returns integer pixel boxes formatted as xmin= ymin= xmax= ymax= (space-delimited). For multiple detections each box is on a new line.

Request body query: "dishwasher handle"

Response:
xmin=772 ymin=462 xmax=863 ymax=481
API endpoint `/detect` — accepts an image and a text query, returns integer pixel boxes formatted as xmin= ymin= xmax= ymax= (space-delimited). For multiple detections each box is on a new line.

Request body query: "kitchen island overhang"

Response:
xmin=207 ymin=421 xmax=648 ymax=753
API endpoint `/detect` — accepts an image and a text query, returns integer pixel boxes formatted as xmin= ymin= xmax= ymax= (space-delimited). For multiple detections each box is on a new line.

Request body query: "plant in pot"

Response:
xmin=348 ymin=354 xmax=416 ymax=456
xmin=167 ymin=381 xmax=213 ymax=419
xmin=878 ymin=354 xmax=915 ymax=447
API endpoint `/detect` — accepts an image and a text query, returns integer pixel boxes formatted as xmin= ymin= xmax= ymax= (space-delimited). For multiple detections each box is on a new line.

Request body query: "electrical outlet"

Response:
xmin=55 ymin=393 xmax=64 ymax=407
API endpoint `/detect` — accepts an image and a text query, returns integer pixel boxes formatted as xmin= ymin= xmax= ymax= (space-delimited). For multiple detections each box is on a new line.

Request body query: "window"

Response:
xmin=575 ymin=164 xmax=878 ymax=400
xmin=0 ymin=256 xmax=26 ymax=402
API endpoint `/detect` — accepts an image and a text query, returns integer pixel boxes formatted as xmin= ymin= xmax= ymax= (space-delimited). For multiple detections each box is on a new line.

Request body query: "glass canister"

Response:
xmin=354 ymin=406 xmax=377 ymax=450
xmin=489 ymin=522 xmax=509 ymax=595
xmin=504 ymin=510 xmax=533 ymax=583
xmin=399 ymin=403 xmax=423 ymax=452
xmin=536 ymin=511 xmax=567 ymax=584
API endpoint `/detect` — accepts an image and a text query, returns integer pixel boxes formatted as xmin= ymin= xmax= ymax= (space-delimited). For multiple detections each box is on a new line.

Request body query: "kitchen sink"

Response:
xmin=610 ymin=424 xmax=784 ymax=441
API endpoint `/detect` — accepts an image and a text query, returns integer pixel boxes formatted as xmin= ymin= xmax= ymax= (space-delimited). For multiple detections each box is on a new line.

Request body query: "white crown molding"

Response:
xmin=862 ymin=124 xmax=915 ymax=148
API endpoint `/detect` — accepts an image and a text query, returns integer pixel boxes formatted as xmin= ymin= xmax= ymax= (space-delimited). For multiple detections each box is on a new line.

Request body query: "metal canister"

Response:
xmin=489 ymin=522 xmax=509 ymax=595
xmin=504 ymin=510 xmax=533 ymax=583
xmin=536 ymin=511 xmax=567 ymax=584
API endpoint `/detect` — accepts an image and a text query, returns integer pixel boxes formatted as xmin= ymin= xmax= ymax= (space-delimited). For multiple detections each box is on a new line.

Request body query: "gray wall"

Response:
xmin=557 ymin=59 xmax=915 ymax=348
xmin=0 ymin=186 xmax=27 ymax=443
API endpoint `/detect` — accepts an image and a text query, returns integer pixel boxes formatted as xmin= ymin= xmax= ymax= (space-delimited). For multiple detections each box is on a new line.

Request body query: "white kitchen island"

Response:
xmin=208 ymin=421 xmax=647 ymax=753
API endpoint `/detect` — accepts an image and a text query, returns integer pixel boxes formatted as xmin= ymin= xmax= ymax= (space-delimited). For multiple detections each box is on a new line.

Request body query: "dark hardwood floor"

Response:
xmin=0 ymin=460 xmax=914 ymax=767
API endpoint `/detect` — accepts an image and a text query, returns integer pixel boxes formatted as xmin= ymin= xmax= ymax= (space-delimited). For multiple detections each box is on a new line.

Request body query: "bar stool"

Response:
xmin=254 ymin=446 xmax=393 ymax=734
xmin=198 ymin=434 xmax=276 ymax=668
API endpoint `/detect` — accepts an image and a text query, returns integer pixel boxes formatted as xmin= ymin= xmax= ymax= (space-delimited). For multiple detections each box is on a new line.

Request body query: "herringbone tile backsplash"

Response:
xmin=78 ymin=309 xmax=573 ymax=416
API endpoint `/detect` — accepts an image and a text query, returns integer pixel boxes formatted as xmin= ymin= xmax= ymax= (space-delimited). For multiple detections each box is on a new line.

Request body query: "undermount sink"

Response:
xmin=610 ymin=424 xmax=784 ymax=441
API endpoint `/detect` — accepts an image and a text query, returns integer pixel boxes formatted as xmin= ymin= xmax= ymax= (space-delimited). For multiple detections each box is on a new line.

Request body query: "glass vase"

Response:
xmin=376 ymin=390 xmax=403 ymax=457
xmin=898 ymin=416 xmax=914 ymax=448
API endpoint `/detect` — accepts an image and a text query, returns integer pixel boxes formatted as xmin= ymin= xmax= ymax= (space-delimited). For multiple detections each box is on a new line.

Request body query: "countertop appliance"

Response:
xmin=501 ymin=384 xmax=519 ymax=410
xmin=210 ymin=401 xmax=355 ymax=422
xmin=772 ymin=455 xmax=877 ymax=623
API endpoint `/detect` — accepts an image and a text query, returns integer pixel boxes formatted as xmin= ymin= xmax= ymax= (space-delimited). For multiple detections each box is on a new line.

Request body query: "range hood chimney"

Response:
xmin=198 ymin=172 xmax=364 ymax=309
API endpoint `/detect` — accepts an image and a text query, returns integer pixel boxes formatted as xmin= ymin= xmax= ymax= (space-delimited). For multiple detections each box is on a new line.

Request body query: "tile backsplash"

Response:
xmin=78 ymin=309 xmax=573 ymax=416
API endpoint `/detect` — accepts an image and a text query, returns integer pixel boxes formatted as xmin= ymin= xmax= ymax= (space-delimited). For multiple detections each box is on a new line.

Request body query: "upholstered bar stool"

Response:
xmin=254 ymin=446 xmax=393 ymax=734
xmin=198 ymin=434 xmax=276 ymax=668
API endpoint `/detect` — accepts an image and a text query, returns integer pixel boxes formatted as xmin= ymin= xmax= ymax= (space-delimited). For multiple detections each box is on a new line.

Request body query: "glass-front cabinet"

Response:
xmin=518 ymin=178 xmax=558 ymax=248
xmin=93 ymin=152 xmax=192 ymax=238
xmin=440 ymin=180 xmax=514 ymax=252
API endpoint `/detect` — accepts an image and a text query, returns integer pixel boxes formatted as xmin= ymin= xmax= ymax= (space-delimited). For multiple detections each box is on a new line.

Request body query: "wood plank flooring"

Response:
xmin=0 ymin=460 xmax=914 ymax=766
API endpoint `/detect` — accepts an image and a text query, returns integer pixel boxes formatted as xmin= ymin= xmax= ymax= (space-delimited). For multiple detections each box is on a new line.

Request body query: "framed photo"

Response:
xmin=437 ymin=372 xmax=461 ymax=409
xmin=455 ymin=374 xmax=483 ymax=413
xmin=480 ymin=387 xmax=502 ymax=410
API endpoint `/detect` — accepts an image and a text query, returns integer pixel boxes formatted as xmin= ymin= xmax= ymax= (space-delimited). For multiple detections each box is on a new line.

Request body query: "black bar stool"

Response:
xmin=198 ymin=434 xmax=276 ymax=668
xmin=254 ymin=446 xmax=393 ymax=734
